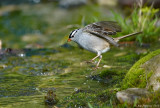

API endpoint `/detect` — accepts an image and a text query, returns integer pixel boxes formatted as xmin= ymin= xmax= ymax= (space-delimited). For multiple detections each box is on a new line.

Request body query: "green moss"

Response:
xmin=149 ymin=91 xmax=160 ymax=104
xmin=61 ymin=89 xmax=116 ymax=108
xmin=64 ymin=93 xmax=96 ymax=107
xmin=122 ymin=49 xmax=160 ymax=89
xmin=156 ymin=77 xmax=160 ymax=82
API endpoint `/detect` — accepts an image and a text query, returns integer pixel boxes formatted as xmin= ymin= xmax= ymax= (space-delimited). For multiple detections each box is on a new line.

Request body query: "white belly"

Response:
xmin=76 ymin=32 xmax=110 ymax=54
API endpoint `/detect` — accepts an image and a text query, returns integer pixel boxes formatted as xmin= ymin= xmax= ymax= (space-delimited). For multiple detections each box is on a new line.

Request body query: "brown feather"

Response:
xmin=83 ymin=21 xmax=121 ymax=47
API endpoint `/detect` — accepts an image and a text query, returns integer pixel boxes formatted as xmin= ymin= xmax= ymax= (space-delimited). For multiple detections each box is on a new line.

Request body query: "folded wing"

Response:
xmin=83 ymin=21 xmax=121 ymax=47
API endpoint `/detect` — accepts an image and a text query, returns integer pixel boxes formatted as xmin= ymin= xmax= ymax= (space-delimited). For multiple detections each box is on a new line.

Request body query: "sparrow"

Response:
xmin=67 ymin=21 xmax=142 ymax=69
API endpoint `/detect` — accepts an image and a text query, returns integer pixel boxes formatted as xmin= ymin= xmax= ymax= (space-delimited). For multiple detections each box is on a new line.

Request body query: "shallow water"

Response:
xmin=0 ymin=46 xmax=143 ymax=107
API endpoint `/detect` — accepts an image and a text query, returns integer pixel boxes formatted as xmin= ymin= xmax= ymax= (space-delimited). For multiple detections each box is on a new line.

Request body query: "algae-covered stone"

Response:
xmin=142 ymin=54 xmax=160 ymax=91
xmin=44 ymin=90 xmax=58 ymax=106
xmin=116 ymin=88 xmax=150 ymax=105
xmin=122 ymin=49 xmax=160 ymax=91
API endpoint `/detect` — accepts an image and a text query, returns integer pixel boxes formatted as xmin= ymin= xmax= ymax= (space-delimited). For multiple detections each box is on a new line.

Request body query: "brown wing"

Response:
xmin=83 ymin=21 xmax=121 ymax=47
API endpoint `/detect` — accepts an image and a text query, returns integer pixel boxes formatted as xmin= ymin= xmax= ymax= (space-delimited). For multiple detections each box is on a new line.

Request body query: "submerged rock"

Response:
xmin=44 ymin=90 xmax=58 ymax=105
xmin=116 ymin=88 xmax=150 ymax=105
xmin=59 ymin=0 xmax=87 ymax=8
xmin=0 ymin=48 xmax=25 ymax=57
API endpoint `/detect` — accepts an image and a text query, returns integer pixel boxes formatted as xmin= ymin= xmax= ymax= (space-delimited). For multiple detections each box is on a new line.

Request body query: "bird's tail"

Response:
xmin=114 ymin=31 xmax=142 ymax=42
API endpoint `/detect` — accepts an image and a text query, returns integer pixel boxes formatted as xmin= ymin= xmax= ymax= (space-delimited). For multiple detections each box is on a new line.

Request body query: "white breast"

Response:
xmin=75 ymin=31 xmax=110 ymax=54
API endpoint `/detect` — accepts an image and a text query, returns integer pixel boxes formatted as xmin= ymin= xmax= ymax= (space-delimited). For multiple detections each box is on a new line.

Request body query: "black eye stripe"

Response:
xmin=69 ymin=29 xmax=78 ymax=38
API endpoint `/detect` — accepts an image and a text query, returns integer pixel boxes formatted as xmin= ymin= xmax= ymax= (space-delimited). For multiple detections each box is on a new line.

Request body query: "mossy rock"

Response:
xmin=122 ymin=49 xmax=160 ymax=91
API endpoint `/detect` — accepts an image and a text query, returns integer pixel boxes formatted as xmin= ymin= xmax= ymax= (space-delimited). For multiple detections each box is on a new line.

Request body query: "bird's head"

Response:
xmin=67 ymin=29 xmax=80 ymax=42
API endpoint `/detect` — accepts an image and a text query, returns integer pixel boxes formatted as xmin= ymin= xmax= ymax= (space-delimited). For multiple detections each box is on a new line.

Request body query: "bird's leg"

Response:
xmin=95 ymin=55 xmax=102 ymax=69
xmin=91 ymin=55 xmax=99 ymax=61
xmin=86 ymin=53 xmax=100 ymax=63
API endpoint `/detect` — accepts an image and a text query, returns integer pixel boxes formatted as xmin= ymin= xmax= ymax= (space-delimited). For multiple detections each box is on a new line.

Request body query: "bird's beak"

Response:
xmin=67 ymin=38 xmax=71 ymax=42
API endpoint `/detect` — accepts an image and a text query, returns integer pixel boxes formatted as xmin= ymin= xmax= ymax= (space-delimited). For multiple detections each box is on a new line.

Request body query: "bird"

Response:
xmin=67 ymin=21 xmax=142 ymax=69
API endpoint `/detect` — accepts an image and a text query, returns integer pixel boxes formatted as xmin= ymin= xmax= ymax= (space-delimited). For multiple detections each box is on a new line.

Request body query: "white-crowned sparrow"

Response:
xmin=68 ymin=21 xmax=142 ymax=68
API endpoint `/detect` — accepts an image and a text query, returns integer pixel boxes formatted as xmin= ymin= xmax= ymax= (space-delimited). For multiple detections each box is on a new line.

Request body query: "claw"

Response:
xmin=86 ymin=53 xmax=102 ymax=69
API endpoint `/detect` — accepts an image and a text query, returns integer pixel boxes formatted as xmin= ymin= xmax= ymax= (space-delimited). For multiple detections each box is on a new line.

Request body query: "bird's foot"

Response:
xmin=92 ymin=66 xmax=101 ymax=70
xmin=85 ymin=60 xmax=94 ymax=64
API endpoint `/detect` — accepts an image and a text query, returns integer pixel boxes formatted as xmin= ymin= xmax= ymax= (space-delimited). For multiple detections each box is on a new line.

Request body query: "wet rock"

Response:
xmin=73 ymin=88 xmax=95 ymax=94
xmin=0 ymin=0 xmax=50 ymax=4
xmin=22 ymin=34 xmax=46 ymax=42
xmin=97 ymin=0 xmax=117 ymax=6
xmin=60 ymin=43 xmax=73 ymax=49
xmin=0 ymin=0 xmax=43 ymax=5
xmin=87 ymin=74 xmax=110 ymax=84
xmin=59 ymin=0 xmax=87 ymax=8
xmin=122 ymin=49 xmax=160 ymax=91
xmin=0 ymin=5 xmax=19 ymax=16
xmin=139 ymin=43 xmax=150 ymax=48
xmin=114 ymin=52 xmax=127 ymax=57
xmin=116 ymin=88 xmax=150 ymax=105
xmin=0 ymin=48 xmax=25 ymax=57
xmin=142 ymin=54 xmax=160 ymax=91
xmin=25 ymin=44 xmax=44 ymax=49
xmin=5 ymin=48 xmax=25 ymax=57
xmin=135 ymin=48 xmax=147 ymax=55
xmin=103 ymin=65 xmax=112 ymax=68
xmin=44 ymin=90 xmax=58 ymax=105
xmin=156 ymin=20 xmax=160 ymax=27
xmin=118 ymin=0 xmax=160 ymax=8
